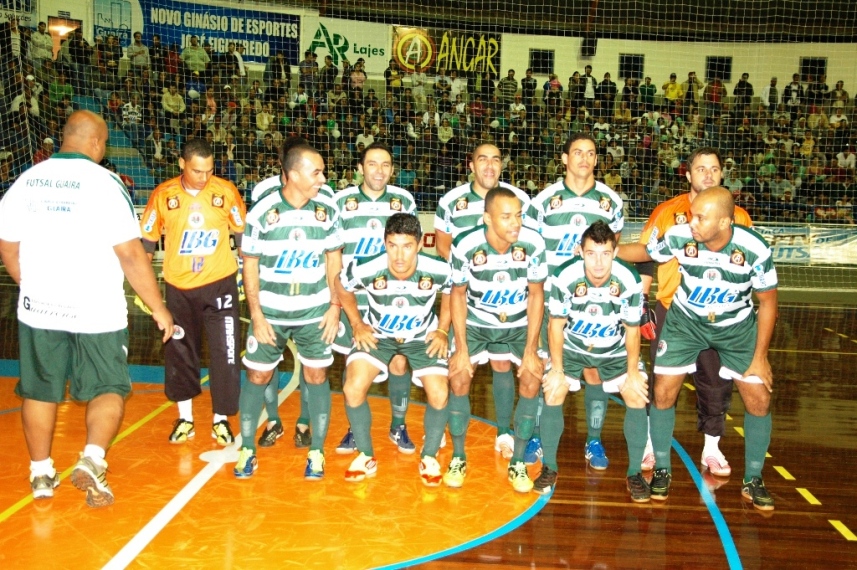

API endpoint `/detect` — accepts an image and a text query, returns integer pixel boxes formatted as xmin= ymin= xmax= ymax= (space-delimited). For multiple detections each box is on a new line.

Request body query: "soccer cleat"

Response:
xmin=584 ymin=439 xmax=609 ymax=470
xmin=741 ymin=477 xmax=775 ymax=511
xmin=344 ymin=452 xmax=377 ymax=482
xmin=389 ymin=424 xmax=416 ymax=455
xmin=508 ymin=461 xmax=534 ymax=493
xmin=234 ymin=447 xmax=258 ymax=479
xmin=294 ymin=425 xmax=312 ymax=448
xmin=532 ymin=465 xmax=558 ymax=495
xmin=494 ymin=433 xmax=515 ymax=460
xmin=419 ymin=456 xmax=442 ymax=487
xmin=258 ymin=421 xmax=284 ymax=447
xmin=701 ymin=449 xmax=732 ymax=477
xmin=304 ymin=449 xmax=325 ymax=481
xmin=524 ymin=437 xmax=543 ymax=465
xmin=627 ymin=473 xmax=652 ymax=503
xmin=71 ymin=454 xmax=114 ymax=508
xmin=30 ymin=472 xmax=60 ymax=500
xmin=211 ymin=420 xmax=234 ymax=446
xmin=335 ymin=428 xmax=356 ymax=454
xmin=650 ymin=468 xmax=672 ymax=501
xmin=169 ymin=418 xmax=195 ymax=444
xmin=443 ymin=457 xmax=467 ymax=488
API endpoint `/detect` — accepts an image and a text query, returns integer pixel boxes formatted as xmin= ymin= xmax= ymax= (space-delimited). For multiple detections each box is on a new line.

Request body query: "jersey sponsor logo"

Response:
xmin=753 ymin=263 xmax=767 ymax=286
xmin=455 ymin=196 xmax=468 ymax=211
xmin=224 ymin=316 xmax=235 ymax=364
xmin=377 ymin=313 xmax=424 ymax=333
xmin=674 ymin=211 xmax=688 ymax=224
xmin=608 ymin=280 xmax=620 ymax=296
xmin=230 ymin=206 xmax=244 ymax=227
xmin=315 ymin=205 xmax=328 ymax=222
xmin=656 ymin=339 xmax=667 ymax=357
xmin=419 ymin=276 xmax=434 ymax=290
xmin=684 ymin=241 xmax=699 ymax=258
xmin=212 ymin=194 xmax=224 ymax=208
xmin=569 ymin=319 xmax=617 ymax=339
xmin=686 ymin=286 xmax=740 ymax=308
xmin=390 ymin=196 xmax=402 ymax=211
xmin=373 ymin=275 xmax=388 ymax=290
xmin=354 ymin=236 xmax=384 ymax=258
xmin=345 ymin=197 xmax=359 ymax=211
xmin=511 ymin=246 xmax=526 ymax=262
xmin=599 ymin=197 xmax=612 ymax=212
xmin=574 ymin=282 xmax=588 ymax=297
xmin=480 ymin=287 xmax=527 ymax=307
xmin=143 ymin=210 xmax=157 ymax=233
xmin=188 ymin=212 xmax=204 ymax=228
xmin=266 ymin=208 xmax=280 ymax=225
xmin=730 ymin=249 xmax=745 ymax=265
xmin=472 ymin=250 xmax=487 ymax=266
xmin=274 ymin=250 xmax=320 ymax=274
xmin=167 ymin=195 xmax=180 ymax=210
xmin=549 ymin=195 xmax=562 ymax=210
xmin=704 ymin=269 xmax=721 ymax=281
xmin=179 ymin=229 xmax=220 ymax=255
xmin=172 ymin=325 xmax=185 ymax=340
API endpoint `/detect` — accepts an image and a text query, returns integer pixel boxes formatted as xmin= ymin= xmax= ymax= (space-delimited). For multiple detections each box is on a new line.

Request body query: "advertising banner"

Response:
xmin=304 ymin=17 xmax=390 ymax=76
xmin=392 ymin=26 xmax=501 ymax=75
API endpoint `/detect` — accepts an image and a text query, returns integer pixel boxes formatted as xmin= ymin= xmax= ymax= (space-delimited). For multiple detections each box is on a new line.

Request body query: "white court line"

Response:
xmin=103 ymin=343 xmax=301 ymax=570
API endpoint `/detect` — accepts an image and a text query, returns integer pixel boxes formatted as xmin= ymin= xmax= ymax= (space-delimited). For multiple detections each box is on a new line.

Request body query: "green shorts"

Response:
xmin=555 ymin=348 xmax=647 ymax=393
xmin=243 ymin=319 xmax=334 ymax=371
xmin=460 ymin=324 xmax=528 ymax=365
xmin=331 ymin=311 xmax=355 ymax=356
xmin=346 ymin=335 xmax=448 ymax=387
xmin=654 ymin=307 xmax=758 ymax=382
xmin=16 ymin=323 xmax=131 ymax=403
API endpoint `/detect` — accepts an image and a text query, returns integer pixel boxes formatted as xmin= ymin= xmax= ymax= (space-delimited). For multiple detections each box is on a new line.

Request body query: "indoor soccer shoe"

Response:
xmin=508 ymin=461 xmax=534 ymax=493
xmin=701 ymin=449 xmax=732 ymax=477
xmin=389 ymin=424 xmax=416 ymax=454
xmin=419 ymin=456 xmax=442 ymax=487
xmin=211 ymin=420 xmax=234 ymax=446
xmin=443 ymin=457 xmax=467 ymax=488
xmin=584 ymin=439 xmax=609 ymax=470
xmin=304 ymin=449 xmax=326 ymax=481
xmin=626 ymin=473 xmax=652 ymax=503
xmin=533 ymin=465 xmax=557 ymax=495
xmin=335 ymin=428 xmax=357 ymax=454
xmin=294 ymin=426 xmax=312 ymax=448
xmin=258 ymin=421 xmax=284 ymax=447
xmin=169 ymin=418 xmax=195 ymax=443
xmin=650 ymin=468 xmax=672 ymax=501
xmin=524 ymin=437 xmax=543 ymax=465
xmin=494 ymin=433 xmax=514 ymax=460
xmin=30 ymin=472 xmax=59 ymax=500
xmin=344 ymin=452 xmax=377 ymax=482
xmin=234 ymin=447 xmax=258 ymax=479
xmin=71 ymin=454 xmax=114 ymax=508
xmin=742 ymin=477 xmax=775 ymax=511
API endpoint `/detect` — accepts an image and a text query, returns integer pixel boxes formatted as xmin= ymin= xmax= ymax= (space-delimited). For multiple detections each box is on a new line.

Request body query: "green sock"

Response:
xmin=624 ymin=407 xmax=648 ymax=476
xmin=447 ymin=393 xmax=471 ymax=459
xmin=344 ymin=400 xmax=373 ymax=456
xmin=744 ymin=412 xmax=772 ymax=480
xmin=297 ymin=368 xmax=310 ymax=427
xmin=650 ymin=406 xmax=675 ymax=472
xmin=388 ymin=371 xmax=412 ymax=428
xmin=532 ymin=392 xmax=543 ymax=438
xmin=540 ymin=403 xmax=564 ymax=471
xmin=263 ymin=379 xmax=280 ymax=424
xmin=306 ymin=381 xmax=331 ymax=451
xmin=423 ymin=403 xmax=449 ymax=457
xmin=238 ymin=381 xmax=267 ymax=452
xmin=492 ymin=369 xmax=515 ymax=435
xmin=511 ymin=394 xmax=538 ymax=462
xmin=585 ymin=382 xmax=608 ymax=442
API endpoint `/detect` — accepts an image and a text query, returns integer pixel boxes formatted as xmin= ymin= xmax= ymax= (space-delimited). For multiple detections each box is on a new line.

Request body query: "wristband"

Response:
xmin=434 ymin=329 xmax=449 ymax=337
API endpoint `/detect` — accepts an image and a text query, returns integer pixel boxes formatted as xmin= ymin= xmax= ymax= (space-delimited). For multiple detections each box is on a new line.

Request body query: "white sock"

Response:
xmin=213 ymin=413 xmax=227 ymax=424
xmin=177 ymin=399 xmax=193 ymax=422
xmin=703 ymin=434 xmax=721 ymax=453
xmin=84 ymin=444 xmax=106 ymax=462
xmin=30 ymin=458 xmax=55 ymax=477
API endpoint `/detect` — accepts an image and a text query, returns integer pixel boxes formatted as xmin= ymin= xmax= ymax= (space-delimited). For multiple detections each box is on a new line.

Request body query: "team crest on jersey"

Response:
xmin=511 ymin=246 xmax=526 ymax=262
xmin=419 ymin=276 xmax=434 ymax=290
xmin=674 ymin=211 xmax=688 ymax=224
xmin=599 ymin=197 xmax=612 ymax=212
xmin=188 ymin=212 xmax=204 ymax=229
xmin=345 ymin=197 xmax=359 ymax=211
xmin=472 ymin=250 xmax=488 ymax=266
xmin=587 ymin=305 xmax=602 ymax=317
xmin=684 ymin=241 xmax=699 ymax=258
xmin=549 ymin=195 xmax=563 ymax=210
xmin=574 ymin=282 xmax=588 ymax=297
xmin=656 ymin=340 xmax=667 ymax=357
xmin=289 ymin=228 xmax=305 ymax=241
xmin=704 ymin=269 xmax=721 ymax=281
xmin=730 ymin=249 xmax=745 ymax=266
xmin=571 ymin=214 xmax=586 ymax=228
xmin=608 ymin=280 xmax=620 ymax=296
xmin=315 ymin=206 xmax=328 ymax=222
xmin=266 ymin=208 xmax=280 ymax=225
xmin=212 ymin=194 xmax=224 ymax=208
xmin=247 ymin=336 xmax=258 ymax=353
xmin=172 ymin=325 xmax=185 ymax=340
xmin=455 ymin=197 xmax=469 ymax=211
xmin=494 ymin=271 xmax=510 ymax=284
xmin=394 ymin=297 xmax=409 ymax=308
xmin=167 ymin=195 xmax=180 ymax=210
xmin=390 ymin=197 xmax=402 ymax=211
xmin=373 ymin=276 xmax=387 ymax=290
xmin=367 ymin=218 xmax=382 ymax=230
xmin=337 ymin=321 xmax=346 ymax=338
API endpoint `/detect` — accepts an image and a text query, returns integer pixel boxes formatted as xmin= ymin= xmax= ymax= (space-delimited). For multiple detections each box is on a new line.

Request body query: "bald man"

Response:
xmin=0 ymin=110 xmax=174 ymax=507
xmin=638 ymin=187 xmax=778 ymax=510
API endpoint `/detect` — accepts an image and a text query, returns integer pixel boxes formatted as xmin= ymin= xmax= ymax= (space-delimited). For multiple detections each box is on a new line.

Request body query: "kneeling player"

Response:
xmin=541 ymin=221 xmax=650 ymax=499
xmin=337 ymin=214 xmax=452 ymax=485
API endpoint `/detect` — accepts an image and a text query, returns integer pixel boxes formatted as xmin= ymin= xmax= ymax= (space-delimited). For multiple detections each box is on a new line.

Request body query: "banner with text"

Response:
xmin=1 ymin=0 xmax=36 ymax=26
xmin=392 ymin=26 xmax=501 ymax=76
xmin=303 ymin=17 xmax=390 ymax=76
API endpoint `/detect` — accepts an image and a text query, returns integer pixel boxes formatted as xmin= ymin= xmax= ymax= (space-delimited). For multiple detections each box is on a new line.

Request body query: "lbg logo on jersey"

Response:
xmin=179 ymin=229 xmax=220 ymax=255
xmin=274 ymin=250 xmax=320 ymax=274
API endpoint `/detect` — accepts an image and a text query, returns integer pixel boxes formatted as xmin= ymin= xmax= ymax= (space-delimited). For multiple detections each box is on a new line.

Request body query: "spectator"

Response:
xmin=497 ymin=68 xmax=518 ymax=107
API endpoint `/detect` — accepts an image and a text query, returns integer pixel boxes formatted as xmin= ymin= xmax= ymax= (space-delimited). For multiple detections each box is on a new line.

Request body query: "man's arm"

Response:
xmin=243 ymin=254 xmax=275 ymax=346
xmin=448 ymin=284 xmax=474 ymax=379
xmin=622 ymin=324 xmax=648 ymax=403
xmin=617 ymin=242 xmax=653 ymax=263
xmin=113 ymin=238 xmax=174 ymax=343
xmin=745 ymin=288 xmax=778 ymax=392
xmin=519 ymin=280 xmax=546 ymax=381
xmin=542 ymin=316 xmax=567 ymax=402
xmin=435 ymin=229 xmax=452 ymax=260
xmin=0 ymin=239 xmax=21 ymax=283
xmin=319 ymin=248 xmax=343 ymax=344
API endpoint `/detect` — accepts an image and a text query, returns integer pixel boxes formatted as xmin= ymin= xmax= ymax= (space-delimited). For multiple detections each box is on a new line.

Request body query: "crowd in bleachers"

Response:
xmin=2 ymin=20 xmax=856 ymax=223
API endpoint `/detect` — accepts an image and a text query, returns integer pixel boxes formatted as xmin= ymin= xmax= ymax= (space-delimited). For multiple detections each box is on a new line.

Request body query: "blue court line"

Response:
xmin=0 ymin=406 xmax=21 ymax=416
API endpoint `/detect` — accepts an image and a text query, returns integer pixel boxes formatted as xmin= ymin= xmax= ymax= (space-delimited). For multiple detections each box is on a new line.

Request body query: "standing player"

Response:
xmin=336 ymin=214 xmax=451 ymax=485
xmin=0 ymin=111 xmax=173 ymax=506
xmin=528 ymin=133 xmax=624 ymax=471
xmin=619 ymin=146 xmax=750 ymax=476
xmin=140 ymin=139 xmax=246 ymax=446
xmin=435 ymin=142 xmax=536 ymax=459
xmin=643 ymin=187 xmax=778 ymax=510
xmin=447 ymin=187 xmax=547 ymax=492
xmin=541 ymin=222 xmax=648 ymax=499
xmin=331 ymin=143 xmax=420 ymax=455
xmin=234 ymin=142 xmax=343 ymax=480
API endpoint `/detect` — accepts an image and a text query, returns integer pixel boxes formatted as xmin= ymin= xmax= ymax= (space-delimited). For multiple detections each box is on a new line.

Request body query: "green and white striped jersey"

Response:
xmin=528 ymin=180 xmax=624 ymax=272
xmin=646 ymin=223 xmax=777 ymax=327
xmin=342 ymin=251 xmax=451 ymax=341
xmin=450 ymin=225 xmax=548 ymax=329
xmin=434 ymin=181 xmax=535 ymax=240
xmin=243 ymin=186 xmax=343 ymax=325
xmin=548 ymin=257 xmax=643 ymax=357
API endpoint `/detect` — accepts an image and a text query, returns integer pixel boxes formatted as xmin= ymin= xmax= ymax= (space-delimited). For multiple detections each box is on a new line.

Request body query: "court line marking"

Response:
xmin=829 ymin=520 xmax=857 ymax=541
xmin=773 ymin=466 xmax=795 ymax=481
xmin=796 ymin=488 xmax=821 ymax=505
